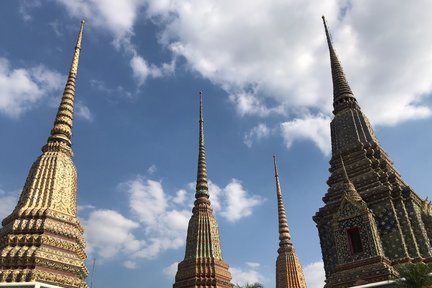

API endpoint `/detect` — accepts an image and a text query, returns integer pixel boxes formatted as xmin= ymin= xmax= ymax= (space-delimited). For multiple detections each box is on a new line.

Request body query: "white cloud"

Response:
xmin=56 ymin=0 xmax=174 ymax=86
xmin=230 ymin=264 xmax=265 ymax=286
xmin=30 ymin=65 xmax=64 ymax=91
xmin=122 ymin=177 xmax=190 ymax=259
xmin=123 ymin=260 xmax=138 ymax=269
xmin=125 ymin=178 xmax=168 ymax=226
xmin=207 ymin=180 xmax=222 ymax=211
xmin=81 ymin=177 xmax=189 ymax=262
xmin=147 ymin=0 xmax=432 ymax=126
xmin=229 ymin=92 xmax=284 ymax=118
xmin=19 ymin=0 xmax=41 ymax=22
xmin=82 ymin=175 xmax=261 ymax=263
xmin=163 ymin=262 xmax=179 ymax=278
xmin=52 ymin=1 xmax=432 ymax=152
xmin=133 ymin=208 xmax=190 ymax=259
xmin=219 ymin=179 xmax=263 ymax=222
xmin=281 ymin=114 xmax=331 ymax=155
xmin=172 ymin=189 xmax=187 ymax=205
xmin=245 ymin=262 xmax=260 ymax=268
xmin=147 ymin=0 xmax=337 ymax=115
xmin=244 ymin=123 xmax=271 ymax=147
xmin=55 ymin=0 xmax=141 ymax=40
xmin=75 ymin=102 xmax=94 ymax=121
xmin=77 ymin=204 xmax=95 ymax=212
xmin=49 ymin=20 xmax=63 ymax=37
xmin=147 ymin=164 xmax=157 ymax=175
xmin=208 ymin=179 xmax=264 ymax=222
xmin=303 ymin=261 xmax=326 ymax=288
xmin=130 ymin=54 xmax=174 ymax=86
xmin=89 ymin=79 xmax=131 ymax=97
xmin=84 ymin=209 xmax=143 ymax=259
xmin=0 ymin=58 xmax=64 ymax=118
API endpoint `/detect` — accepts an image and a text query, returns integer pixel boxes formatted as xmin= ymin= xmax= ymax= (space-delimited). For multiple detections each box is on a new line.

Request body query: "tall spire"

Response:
xmin=315 ymin=16 xmax=430 ymax=286
xmin=273 ymin=156 xmax=307 ymax=288
xmin=273 ymin=155 xmax=293 ymax=251
xmin=322 ymin=16 xmax=378 ymax=155
xmin=0 ymin=21 xmax=88 ymax=288
xmin=173 ymin=93 xmax=232 ymax=288
xmin=195 ymin=91 xmax=209 ymax=198
xmin=48 ymin=20 xmax=85 ymax=147
xmin=322 ymin=16 xmax=358 ymax=113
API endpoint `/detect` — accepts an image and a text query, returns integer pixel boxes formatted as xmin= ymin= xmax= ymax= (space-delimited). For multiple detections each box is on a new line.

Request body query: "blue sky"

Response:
xmin=1 ymin=1 xmax=432 ymax=287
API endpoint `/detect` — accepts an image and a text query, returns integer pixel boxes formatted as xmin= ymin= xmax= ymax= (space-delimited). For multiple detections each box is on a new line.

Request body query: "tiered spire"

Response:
xmin=273 ymin=156 xmax=306 ymax=288
xmin=273 ymin=156 xmax=293 ymax=251
xmin=322 ymin=16 xmax=359 ymax=114
xmin=174 ymin=92 xmax=232 ymax=288
xmin=195 ymin=91 xmax=209 ymax=198
xmin=322 ymin=16 xmax=378 ymax=155
xmin=315 ymin=16 xmax=431 ymax=287
xmin=47 ymin=20 xmax=85 ymax=148
xmin=0 ymin=21 xmax=88 ymax=287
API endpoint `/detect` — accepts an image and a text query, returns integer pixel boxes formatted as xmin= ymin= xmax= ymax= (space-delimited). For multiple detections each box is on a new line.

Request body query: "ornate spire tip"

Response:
xmin=273 ymin=155 xmax=279 ymax=177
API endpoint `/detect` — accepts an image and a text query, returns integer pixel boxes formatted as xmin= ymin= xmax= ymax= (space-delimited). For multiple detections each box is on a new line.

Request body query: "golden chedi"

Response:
xmin=0 ymin=21 xmax=88 ymax=288
xmin=273 ymin=156 xmax=307 ymax=288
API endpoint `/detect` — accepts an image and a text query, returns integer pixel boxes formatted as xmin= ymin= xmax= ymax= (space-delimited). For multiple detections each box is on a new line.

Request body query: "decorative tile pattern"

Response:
xmin=0 ymin=22 xmax=88 ymax=288
xmin=173 ymin=94 xmax=232 ymax=288
xmin=273 ymin=156 xmax=306 ymax=288
xmin=314 ymin=17 xmax=432 ymax=288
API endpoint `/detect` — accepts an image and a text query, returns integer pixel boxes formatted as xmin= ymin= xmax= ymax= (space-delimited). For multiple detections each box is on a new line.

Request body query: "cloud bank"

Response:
xmin=83 ymin=175 xmax=263 ymax=263
xmin=50 ymin=0 xmax=432 ymax=154
xmin=303 ymin=261 xmax=326 ymax=288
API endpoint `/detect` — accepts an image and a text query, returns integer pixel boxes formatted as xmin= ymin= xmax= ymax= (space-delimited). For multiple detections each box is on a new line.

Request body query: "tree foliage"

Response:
xmin=397 ymin=262 xmax=432 ymax=288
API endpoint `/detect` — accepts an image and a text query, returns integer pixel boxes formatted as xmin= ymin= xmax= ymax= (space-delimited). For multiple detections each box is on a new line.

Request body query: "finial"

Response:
xmin=199 ymin=91 xmax=203 ymax=123
xmin=75 ymin=20 xmax=85 ymax=51
xmin=47 ymin=21 xmax=85 ymax=148
xmin=273 ymin=155 xmax=293 ymax=252
xmin=195 ymin=91 xmax=209 ymax=198
xmin=322 ymin=16 xmax=357 ymax=113
xmin=322 ymin=16 xmax=333 ymax=49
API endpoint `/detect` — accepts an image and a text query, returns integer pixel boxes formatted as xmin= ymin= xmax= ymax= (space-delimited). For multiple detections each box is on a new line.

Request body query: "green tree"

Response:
xmin=397 ymin=262 xmax=432 ymax=288
xmin=233 ymin=283 xmax=264 ymax=288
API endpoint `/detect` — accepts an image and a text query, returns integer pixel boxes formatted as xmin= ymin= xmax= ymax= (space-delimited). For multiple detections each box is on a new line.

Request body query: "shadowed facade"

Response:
xmin=314 ymin=17 xmax=432 ymax=287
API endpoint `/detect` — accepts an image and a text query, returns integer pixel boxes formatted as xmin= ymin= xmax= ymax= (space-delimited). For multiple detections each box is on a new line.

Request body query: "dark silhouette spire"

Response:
xmin=322 ymin=16 xmax=359 ymax=114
